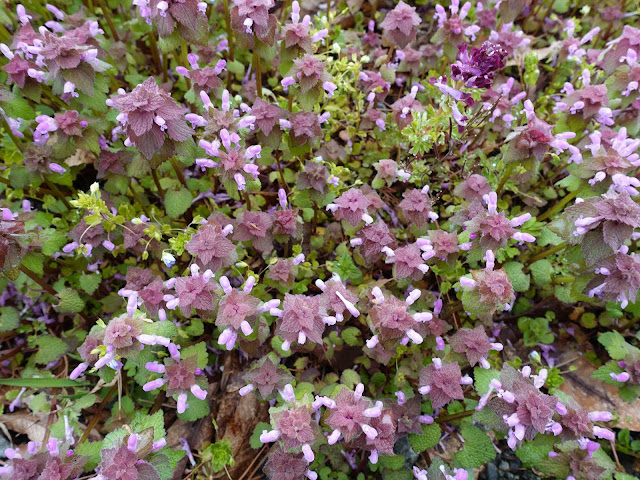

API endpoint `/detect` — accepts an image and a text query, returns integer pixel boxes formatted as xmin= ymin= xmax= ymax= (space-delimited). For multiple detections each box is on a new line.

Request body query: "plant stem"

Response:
xmin=253 ymin=48 xmax=263 ymax=99
xmin=538 ymin=189 xmax=578 ymax=222
xmin=496 ymin=163 xmax=515 ymax=194
xmin=20 ymin=265 xmax=56 ymax=295
xmin=223 ymin=0 xmax=235 ymax=61
xmin=170 ymin=157 xmax=188 ymax=188
xmin=44 ymin=177 xmax=72 ymax=210
xmin=151 ymin=169 xmax=165 ymax=199
xmin=95 ymin=0 xmax=120 ymax=41
xmin=1 ymin=116 xmax=25 ymax=152
xmin=180 ymin=39 xmax=192 ymax=89
xmin=436 ymin=409 xmax=475 ymax=424
xmin=526 ymin=242 xmax=566 ymax=265
xmin=78 ymin=385 xmax=117 ymax=444
xmin=148 ymin=31 xmax=162 ymax=75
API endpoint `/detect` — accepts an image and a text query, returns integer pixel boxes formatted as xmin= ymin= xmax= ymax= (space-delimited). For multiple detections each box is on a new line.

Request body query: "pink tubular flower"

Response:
xmin=460 ymin=250 xmax=516 ymax=313
xmin=325 ymin=384 xmax=375 ymax=443
xmin=379 ymin=1 xmax=421 ymax=49
xmin=464 ymin=192 xmax=535 ymax=251
xmin=109 ymin=77 xmax=191 ymax=159
xmin=273 ymin=293 xmax=327 ymax=350
xmin=143 ymin=346 xmax=207 ymax=414
xmin=215 ymin=275 xmax=264 ymax=349
xmin=327 ymin=188 xmax=376 ymax=226
xmin=368 ymin=287 xmax=431 ymax=346
xmin=418 ymin=359 xmax=465 ymax=408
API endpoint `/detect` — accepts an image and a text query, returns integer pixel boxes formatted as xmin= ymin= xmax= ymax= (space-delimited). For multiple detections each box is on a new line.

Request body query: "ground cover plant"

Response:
xmin=1 ymin=0 xmax=640 ymax=478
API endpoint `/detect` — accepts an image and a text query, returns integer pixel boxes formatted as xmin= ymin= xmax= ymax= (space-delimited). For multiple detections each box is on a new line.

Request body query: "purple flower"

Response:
xmin=450 ymin=326 xmax=502 ymax=368
xmin=230 ymin=0 xmax=277 ymax=45
xmin=297 ymin=160 xmax=330 ymax=194
xmin=316 ymin=275 xmax=359 ymax=323
xmin=368 ymin=287 xmax=428 ymax=345
xmin=251 ymin=98 xmax=286 ymax=137
xmin=390 ymin=87 xmax=424 ymax=130
xmin=146 ymin=0 xmax=208 ymax=42
xmin=418 ymin=360 xmax=465 ymax=409
xmin=451 ymin=42 xmax=507 ymax=89
xmin=233 ymin=210 xmax=274 ymax=253
xmin=586 ymin=250 xmax=640 ymax=308
xmin=398 ymin=188 xmax=438 ymax=227
xmin=274 ymin=294 xmax=327 ymax=350
xmin=186 ymin=224 xmax=238 ymax=272
xmin=289 ymin=111 xmax=323 ymax=146
xmin=99 ymin=438 xmax=162 ymax=480
xmin=109 ymin=77 xmax=191 ymax=159
xmin=571 ymin=191 xmax=640 ymax=251
xmin=380 ymin=1 xmax=421 ymax=49
xmin=215 ymin=276 xmax=266 ymax=349
xmin=272 ymin=406 xmax=317 ymax=450
xmin=327 ymin=188 xmax=374 ymax=226
xmin=171 ymin=267 xmax=220 ymax=316
xmin=325 ymin=385 xmax=373 ymax=442
xmin=263 ymin=446 xmax=312 ymax=480
xmin=384 ymin=243 xmax=430 ymax=280
xmin=464 ymin=192 xmax=535 ymax=251
xmin=241 ymin=356 xmax=294 ymax=399
xmin=352 ymin=221 xmax=397 ymax=264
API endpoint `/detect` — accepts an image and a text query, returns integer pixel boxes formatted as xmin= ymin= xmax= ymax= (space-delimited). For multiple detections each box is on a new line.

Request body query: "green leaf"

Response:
xmin=408 ymin=423 xmax=441 ymax=453
xmin=22 ymin=252 xmax=45 ymax=275
xmin=0 ymin=306 xmax=19 ymax=332
xmin=203 ymin=439 xmax=234 ymax=473
xmin=40 ymin=229 xmax=68 ymax=256
xmin=79 ymin=273 xmax=102 ymax=295
xmin=341 ymin=327 xmax=361 ymax=346
xmin=34 ymin=336 xmax=68 ymax=364
xmin=184 ymin=319 xmax=204 ymax=337
xmin=340 ymin=369 xmax=360 ymax=389
xmin=164 ymin=188 xmax=193 ymax=219
xmin=503 ymin=262 xmax=530 ymax=292
xmin=250 ymin=422 xmax=272 ymax=449
xmin=130 ymin=410 xmax=166 ymax=441
xmin=179 ymin=341 xmax=208 ymax=369
xmin=473 ymin=367 xmax=500 ymax=395
xmin=55 ymin=288 xmax=86 ymax=314
xmin=530 ymin=259 xmax=553 ymax=286
xmin=0 ymin=377 xmax=88 ymax=387
xmin=378 ymin=454 xmax=404 ymax=470
xmin=455 ymin=425 xmax=495 ymax=469
xmin=74 ymin=440 xmax=103 ymax=471
xmin=515 ymin=435 xmax=555 ymax=467
xmin=598 ymin=331 xmax=633 ymax=359
xmin=176 ymin=392 xmax=210 ymax=421
xmin=330 ymin=254 xmax=363 ymax=285
xmin=143 ymin=321 xmax=179 ymax=340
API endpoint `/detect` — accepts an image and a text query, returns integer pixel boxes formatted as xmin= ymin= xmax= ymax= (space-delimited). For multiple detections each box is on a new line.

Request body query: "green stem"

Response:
xmin=526 ymin=242 xmax=566 ymax=265
xmin=253 ymin=48 xmax=262 ymax=99
xmin=551 ymin=275 xmax=574 ymax=284
xmin=180 ymin=39 xmax=192 ymax=90
xmin=436 ymin=409 xmax=475 ymax=424
xmin=538 ymin=189 xmax=579 ymax=222
xmin=169 ymin=157 xmax=188 ymax=188
xmin=496 ymin=163 xmax=515 ymax=194
xmin=20 ymin=265 xmax=56 ymax=295
xmin=151 ymin=169 xmax=165 ymax=200
xmin=223 ymin=0 xmax=235 ymax=62
xmin=1 ymin=116 xmax=25 ymax=153
xmin=95 ymin=0 xmax=120 ymax=41
xmin=43 ymin=177 xmax=72 ymax=211
xmin=148 ymin=31 xmax=162 ymax=75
